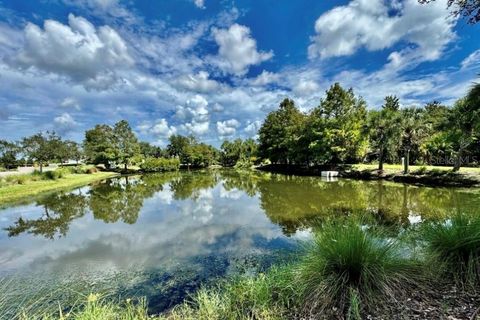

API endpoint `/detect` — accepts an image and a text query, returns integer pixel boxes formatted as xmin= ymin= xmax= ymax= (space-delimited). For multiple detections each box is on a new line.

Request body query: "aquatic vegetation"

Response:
xmin=422 ymin=212 xmax=480 ymax=289
xmin=162 ymin=267 xmax=294 ymax=320
xmin=295 ymin=219 xmax=419 ymax=317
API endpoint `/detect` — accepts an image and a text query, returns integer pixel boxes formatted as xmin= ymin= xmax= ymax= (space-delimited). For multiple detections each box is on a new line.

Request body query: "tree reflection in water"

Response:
xmin=5 ymin=191 xmax=88 ymax=239
xmin=4 ymin=170 xmax=480 ymax=239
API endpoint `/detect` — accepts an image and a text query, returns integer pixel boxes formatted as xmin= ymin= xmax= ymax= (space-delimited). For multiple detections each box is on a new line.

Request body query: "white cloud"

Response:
xmin=194 ymin=0 xmax=205 ymax=9
xmin=176 ymin=71 xmax=220 ymax=93
xmin=60 ymin=97 xmax=80 ymax=110
xmin=308 ymin=0 xmax=456 ymax=68
xmin=152 ymin=119 xmax=177 ymax=137
xmin=14 ymin=14 xmax=133 ymax=90
xmin=139 ymin=118 xmax=177 ymax=139
xmin=250 ymin=70 xmax=279 ymax=86
xmin=54 ymin=112 xmax=77 ymax=132
xmin=217 ymin=118 xmax=240 ymax=136
xmin=64 ymin=0 xmax=135 ymax=21
xmin=244 ymin=120 xmax=261 ymax=135
xmin=177 ymin=95 xmax=210 ymax=135
xmin=212 ymin=24 xmax=273 ymax=76
xmin=293 ymin=80 xmax=319 ymax=96
xmin=461 ymin=50 xmax=480 ymax=70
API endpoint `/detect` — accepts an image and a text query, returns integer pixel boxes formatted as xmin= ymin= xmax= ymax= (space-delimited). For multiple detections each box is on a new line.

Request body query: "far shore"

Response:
xmin=256 ymin=163 xmax=480 ymax=188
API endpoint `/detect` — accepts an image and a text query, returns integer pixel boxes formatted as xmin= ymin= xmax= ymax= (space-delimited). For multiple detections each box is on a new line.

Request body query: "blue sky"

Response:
xmin=0 ymin=0 xmax=479 ymax=146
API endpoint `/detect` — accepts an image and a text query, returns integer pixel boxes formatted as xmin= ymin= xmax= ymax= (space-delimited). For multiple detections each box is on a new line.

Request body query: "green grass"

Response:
xmin=161 ymin=268 xmax=293 ymax=320
xmin=422 ymin=212 xmax=480 ymax=289
xmin=5 ymin=211 xmax=480 ymax=319
xmin=0 ymin=171 xmax=118 ymax=205
xmin=352 ymin=163 xmax=480 ymax=175
xmin=295 ymin=219 xmax=419 ymax=317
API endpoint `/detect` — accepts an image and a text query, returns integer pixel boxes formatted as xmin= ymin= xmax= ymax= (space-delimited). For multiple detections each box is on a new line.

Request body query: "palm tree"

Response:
xmin=451 ymin=82 xmax=480 ymax=171
xmin=400 ymin=108 xmax=429 ymax=174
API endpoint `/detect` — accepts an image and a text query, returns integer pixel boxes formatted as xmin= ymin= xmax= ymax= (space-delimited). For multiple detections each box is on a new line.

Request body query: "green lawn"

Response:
xmin=0 ymin=172 xmax=118 ymax=205
xmin=351 ymin=163 xmax=480 ymax=175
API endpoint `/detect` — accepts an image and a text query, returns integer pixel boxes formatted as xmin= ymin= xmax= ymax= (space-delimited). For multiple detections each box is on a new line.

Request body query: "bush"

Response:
xmin=422 ymin=212 xmax=480 ymax=289
xmin=295 ymin=219 xmax=419 ymax=317
xmin=140 ymin=157 xmax=180 ymax=172
xmin=42 ymin=168 xmax=69 ymax=180
xmin=164 ymin=268 xmax=293 ymax=320
xmin=86 ymin=167 xmax=98 ymax=174
xmin=413 ymin=166 xmax=428 ymax=175
xmin=3 ymin=174 xmax=29 ymax=185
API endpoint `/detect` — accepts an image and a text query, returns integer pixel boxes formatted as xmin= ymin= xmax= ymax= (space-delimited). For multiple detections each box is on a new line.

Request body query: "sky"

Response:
xmin=0 ymin=0 xmax=479 ymax=146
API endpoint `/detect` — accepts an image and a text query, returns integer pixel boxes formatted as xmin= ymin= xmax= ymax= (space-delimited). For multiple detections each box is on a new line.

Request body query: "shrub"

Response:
xmin=42 ymin=168 xmax=69 ymax=180
xmin=422 ymin=212 xmax=480 ymax=289
xmin=164 ymin=270 xmax=291 ymax=320
xmin=295 ymin=219 xmax=419 ymax=317
xmin=4 ymin=174 xmax=29 ymax=185
xmin=86 ymin=167 xmax=98 ymax=174
xmin=413 ymin=166 xmax=428 ymax=175
xmin=140 ymin=157 xmax=180 ymax=172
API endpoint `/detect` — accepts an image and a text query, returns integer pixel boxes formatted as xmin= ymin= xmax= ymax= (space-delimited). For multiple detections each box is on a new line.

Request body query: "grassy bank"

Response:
xmin=258 ymin=164 xmax=480 ymax=187
xmin=6 ymin=211 xmax=480 ymax=319
xmin=0 ymin=171 xmax=118 ymax=205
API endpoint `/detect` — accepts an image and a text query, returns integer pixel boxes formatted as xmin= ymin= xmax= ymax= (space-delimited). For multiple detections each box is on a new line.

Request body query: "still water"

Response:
xmin=0 ymin=170 xmax=479 ymax=312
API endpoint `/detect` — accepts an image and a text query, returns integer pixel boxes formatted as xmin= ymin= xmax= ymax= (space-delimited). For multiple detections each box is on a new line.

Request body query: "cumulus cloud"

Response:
xmin=176 ymin=71 xmax=220 ymax=93
xmin=54 ymin=112 xmax=77 ymax=132
xmin=60 ymin=97 xmax=80 ymax=110
xmin=176 ymin=95 xmax=210 ymax=135
xmin=250 ymin=70 xmax=279 ymax=86
xmin=138 ymin=118 xmax=177 ymax=140
xmin=194 ymin=0 xmax=205 ymax=9
xmin=244 ymin=120 xmax=261 ymax=135
xmin=212 ymin=24 xmax=273 ymax=76
xmin=14 ymin=14 xmax=133 ymax=90
xmin=217 ymin=119 xmax=240 ymax=136
xmin=461 ymin=50 xmax=480 ymax=70
xmin=308 ymin=0 xmax=456 ymax=68
xmin=293 ymin=80 xmax=320 ymax=96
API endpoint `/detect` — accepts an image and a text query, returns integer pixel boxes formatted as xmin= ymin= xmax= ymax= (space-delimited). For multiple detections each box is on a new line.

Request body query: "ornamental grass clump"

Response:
xmin=296 ymin=219 xmax=419 ymax=318
xmin=422 ymin=212 xmax=480 ymax=289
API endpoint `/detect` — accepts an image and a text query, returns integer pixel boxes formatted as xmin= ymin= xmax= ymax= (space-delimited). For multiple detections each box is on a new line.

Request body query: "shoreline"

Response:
xmin=256 ymin=164 xmax=480 ymax=188
xmin=0 ymin=171 xmax=119 ymax=206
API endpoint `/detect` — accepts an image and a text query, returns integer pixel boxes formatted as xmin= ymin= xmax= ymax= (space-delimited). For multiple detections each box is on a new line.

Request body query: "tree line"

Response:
xmin=0 ymin=119 xmax=258 ymax=171
xmin=1 ymin=82 xmax=478 ymax=173
xmin=258 ymin=82 xmax=480 ymax=172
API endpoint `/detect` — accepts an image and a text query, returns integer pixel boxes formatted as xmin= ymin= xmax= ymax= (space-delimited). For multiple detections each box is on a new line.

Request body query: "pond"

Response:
xmin=0 ymin=169 xmax=479 ymax=313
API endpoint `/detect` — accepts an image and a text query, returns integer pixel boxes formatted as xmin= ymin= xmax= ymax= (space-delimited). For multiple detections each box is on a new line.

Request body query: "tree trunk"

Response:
xmin=124 ymin=162 xmax=128 ymax=171
xmin=39 ymin=161 xmax=43 ymax=173
xmin=403 ymin=149 xmax=410 ymax=174
xmin=378 ymin=147 xmax=384 ymax=172
xmin=453 ymin=148 xmax=463 ymax=172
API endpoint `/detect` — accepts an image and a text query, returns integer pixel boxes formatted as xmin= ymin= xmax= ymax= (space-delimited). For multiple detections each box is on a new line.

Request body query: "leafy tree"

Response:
xmin=0 ymin=140 xmax=19 ymax=169
xmin=308 ymin=83 xmax=368 ymax=164
xmin=139 ymin=141 xmax=165 ymax=158
xmin=368 ymin=96 xmax=401 ymax=171
xmin=58 ymin=140 xmax=82 ymax=164
xmin=187 ymin=143 xmax=218 ymax=167
xmin=220 ymin=138 xmax=259 ymax=167
xmin=22 ymin=131 xmax=62 ymax=172
xmin=449 ymin=84 xmax=480 ymax=171
xmin=167 ymin=134 xmax=196 ymax=164
xmin=419 ymin=0 xmax=480 ymax=24
xmin=84 ymin=124 xmax=117 ymax=167
xmin=258 ymin=98 xmax=306 ymax=164
xmin=113 ymin=120 xmax=140 ymax=170
xmin=400 ymin=108 xmax=429 ymax=173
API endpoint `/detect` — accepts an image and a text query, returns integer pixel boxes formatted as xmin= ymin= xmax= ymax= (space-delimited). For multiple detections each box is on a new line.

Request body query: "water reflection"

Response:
xmin=1 ymin=170 xmax=480 ymax=313
xmin=5 ymin=192 xmax=88 ymax=239
xmin=3 ymin=170 xmax=480 ymax=241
